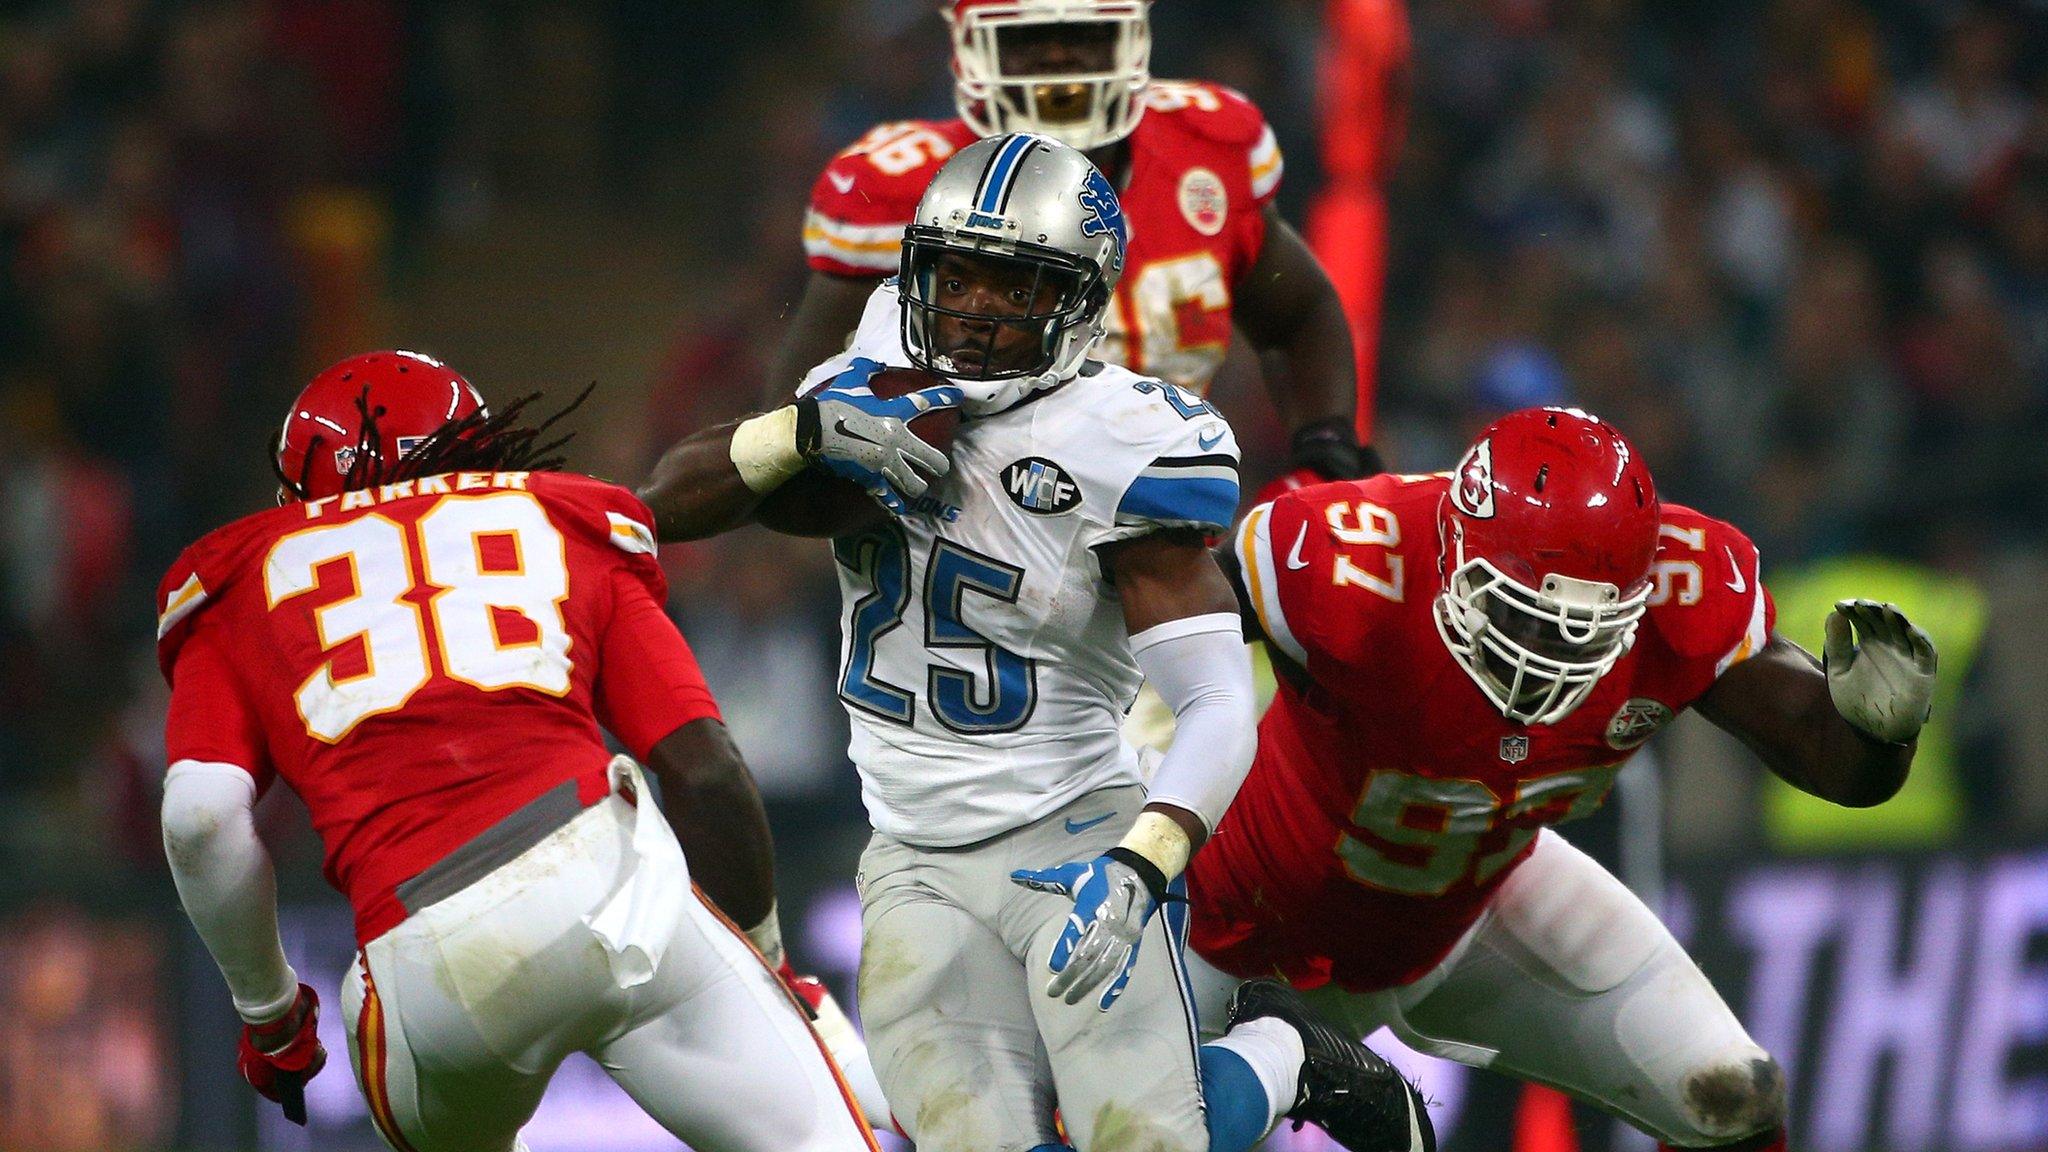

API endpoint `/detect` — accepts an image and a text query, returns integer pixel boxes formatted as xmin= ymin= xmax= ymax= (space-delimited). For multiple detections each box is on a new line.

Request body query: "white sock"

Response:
xmin=1210 ymin=1015 xmax=1307 ymax=1134
xmin=838 ymin=1042 xmax=895 ymax=1133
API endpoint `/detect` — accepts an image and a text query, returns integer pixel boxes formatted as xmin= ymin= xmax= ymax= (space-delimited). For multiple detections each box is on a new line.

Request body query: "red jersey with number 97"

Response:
xmin=803 ymin=80 xmax=1282 ymax=393
xmin=1186 ymin=473 xmax=1775 ymax=992
xmin=155 ymin=471 xmax=719 ymax=945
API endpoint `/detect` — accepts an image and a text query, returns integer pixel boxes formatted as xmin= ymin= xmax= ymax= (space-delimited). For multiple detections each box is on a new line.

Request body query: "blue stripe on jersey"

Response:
xmin=978 ymin=135 xmax=1036 ymax=213
xmin=1118 ymin=474 xmax=1241 ymax=531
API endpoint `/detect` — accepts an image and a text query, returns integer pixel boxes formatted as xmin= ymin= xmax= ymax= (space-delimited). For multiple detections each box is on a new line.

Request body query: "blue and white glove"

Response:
xmin=798 ymin=358 xmax=963 ymax=515
xmin=1010 ymin=849 xmax=1170 ymax=1011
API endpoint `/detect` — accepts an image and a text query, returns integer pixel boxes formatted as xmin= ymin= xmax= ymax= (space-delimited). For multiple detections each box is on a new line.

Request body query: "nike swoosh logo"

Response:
xmin=1286 ymin=522 xmax=1310 ymax=570
xmin=834 ymin=418 xmax=880 ymax=446
xmin=1064 ymin=812 xmax=1116 ymax=835
xmin=827 ymin=170 xmax=856 ymax=195
xmin=1198 ymin=428 xmax=1225 ymax=451
xmin=1724 ymin=546 xmax=1747 ymax=593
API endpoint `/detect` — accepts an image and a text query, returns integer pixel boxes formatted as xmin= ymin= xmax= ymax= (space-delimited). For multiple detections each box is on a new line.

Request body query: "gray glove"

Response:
xmin=798 ymin=359 xmax=960 ymax=514
xmin=1824 ymin=599 xmax=1938 ymax=744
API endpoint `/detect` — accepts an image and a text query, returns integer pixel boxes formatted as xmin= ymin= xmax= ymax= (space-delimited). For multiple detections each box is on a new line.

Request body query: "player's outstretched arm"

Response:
xmin=761 ymin=272 xmax=884 ymax=407
xmin=1234 ymin=208 xmax=1380 ymax=486
xmin=644 ymin=717 xmax=779 ymax=941
xmin=1110 ymin=531 xmax=1258 ymax=850
xmin=162 ymin=762 xmax=328 ymax=1122
xmin=638 ymin=416 xmax=789 ymax=542
xmin=162 ymin=763 xmax=301 ymax=1021
xmin=638 ymin=358 xmax=959 ymax=542
xmin=1010 ymin=533 xmax=1255 ymax=1010
xmin=1694 ymin=601 xmax=1938 ymax=807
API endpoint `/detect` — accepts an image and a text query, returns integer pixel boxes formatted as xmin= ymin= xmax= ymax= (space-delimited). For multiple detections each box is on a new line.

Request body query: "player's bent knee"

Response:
xmin=1673 ymin=1052 xmax=1785 ymax=1146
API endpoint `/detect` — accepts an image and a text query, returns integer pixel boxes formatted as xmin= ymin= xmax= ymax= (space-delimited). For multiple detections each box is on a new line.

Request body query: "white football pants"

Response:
xmin=856 ymin=784 xmax=1210 ymax=1152
xmin=339 ymin=760 xmax=877 ymax=1152
xmin=1189 ymin=828 xmax=1785 ymax=1147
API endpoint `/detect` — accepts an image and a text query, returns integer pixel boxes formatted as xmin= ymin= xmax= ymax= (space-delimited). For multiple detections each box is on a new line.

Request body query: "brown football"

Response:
xmin=752 ymin=365 xmax=961 ymax=537
xmin=865 ymin=365 xmax=961 ymax=457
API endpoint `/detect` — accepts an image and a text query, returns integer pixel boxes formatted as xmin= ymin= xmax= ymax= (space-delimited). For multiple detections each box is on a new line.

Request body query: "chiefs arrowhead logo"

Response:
xmin=1453 ymin=438 xmax=1497 ymax=519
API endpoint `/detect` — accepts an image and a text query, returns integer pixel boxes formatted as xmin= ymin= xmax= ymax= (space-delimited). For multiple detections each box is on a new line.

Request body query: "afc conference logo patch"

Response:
xmin=1499 ymin=734 xmax=1531 ymax=763
xmin=1003 ymin=457 xmax=1082 ymax=515
xmin=1605 ymin=697 xmax=1674 ymax=750
xmin=1453 ymin=438 xmax=1497 ymax=519
xmin=1178 ymin=167 xmax=1228 ymax=236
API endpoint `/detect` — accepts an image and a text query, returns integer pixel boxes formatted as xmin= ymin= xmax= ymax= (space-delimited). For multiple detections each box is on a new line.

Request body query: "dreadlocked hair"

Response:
xmin=272 ymin=382 xmax=596 ymax=501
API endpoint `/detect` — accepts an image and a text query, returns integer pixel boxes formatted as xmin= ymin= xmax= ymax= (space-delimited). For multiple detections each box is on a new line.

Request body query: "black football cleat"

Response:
xmin=1224 ymin=978 xmax=1435 ymax=1152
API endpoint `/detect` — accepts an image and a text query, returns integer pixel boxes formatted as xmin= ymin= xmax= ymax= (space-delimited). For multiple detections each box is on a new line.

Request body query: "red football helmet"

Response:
xmin=275 ymin=350 xmax=486 ymax=502
xmin=1433 ymin=407 xmax=1661 ymax=725
xmin=943 ymin=0 xmax=1152 ymax=151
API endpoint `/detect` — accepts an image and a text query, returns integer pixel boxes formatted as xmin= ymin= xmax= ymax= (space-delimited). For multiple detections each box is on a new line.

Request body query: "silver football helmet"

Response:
xmin=899 ymin=132 xmax=1129 ymax=388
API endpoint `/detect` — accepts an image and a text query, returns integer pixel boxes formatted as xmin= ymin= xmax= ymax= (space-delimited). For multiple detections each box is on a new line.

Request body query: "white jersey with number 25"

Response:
xmin=799 ymin=284 xmax=1241 ymax=847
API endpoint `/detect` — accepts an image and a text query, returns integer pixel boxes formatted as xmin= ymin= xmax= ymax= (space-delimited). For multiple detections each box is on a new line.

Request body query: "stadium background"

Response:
xmin=0 ymin=0 xmax=2043 ymax=1149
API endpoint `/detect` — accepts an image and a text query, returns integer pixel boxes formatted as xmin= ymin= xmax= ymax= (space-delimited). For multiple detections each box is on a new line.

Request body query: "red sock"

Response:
xmin=1514 ymin=1084 xmax=1580 ymax=1152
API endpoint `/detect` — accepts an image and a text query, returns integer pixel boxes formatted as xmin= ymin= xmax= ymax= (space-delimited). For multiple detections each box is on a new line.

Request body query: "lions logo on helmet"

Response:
xmin=1077 ymin=166 xmax=1128 ymax=269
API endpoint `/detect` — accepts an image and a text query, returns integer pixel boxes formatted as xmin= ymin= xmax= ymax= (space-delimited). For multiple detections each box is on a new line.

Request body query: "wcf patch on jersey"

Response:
xmin=1003 ymin=457 xmax=1081 ymax=515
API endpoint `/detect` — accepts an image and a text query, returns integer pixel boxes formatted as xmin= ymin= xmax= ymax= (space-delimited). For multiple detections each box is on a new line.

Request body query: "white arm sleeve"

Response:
xmin=161 ymin=760 xmax=299 ymax=1023
xmin=1129 ymin=612 xmax=1257 ymax=839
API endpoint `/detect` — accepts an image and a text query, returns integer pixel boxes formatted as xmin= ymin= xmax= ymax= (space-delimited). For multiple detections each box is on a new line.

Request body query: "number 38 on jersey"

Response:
xmin=264 ymin=491 xmax=573 ymax=741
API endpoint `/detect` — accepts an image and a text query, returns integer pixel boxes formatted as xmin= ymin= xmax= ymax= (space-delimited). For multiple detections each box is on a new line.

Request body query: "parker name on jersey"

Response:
xmin=802 ymin=283 xmax=1240 ymax=847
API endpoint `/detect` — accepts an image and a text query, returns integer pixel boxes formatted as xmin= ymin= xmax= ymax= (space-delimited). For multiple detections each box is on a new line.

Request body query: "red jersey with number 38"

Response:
xmin=155 ymin=471 xmax=719 ymax=944
xmin=1186 ymin=473 xmax=1775 ymax=992
xmin=803 ymin=80 xmax=1282 ymax=393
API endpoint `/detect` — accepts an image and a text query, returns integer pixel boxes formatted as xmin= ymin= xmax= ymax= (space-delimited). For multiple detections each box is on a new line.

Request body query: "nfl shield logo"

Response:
xmin=1499 ymin=735 xmax=1530 ymax=763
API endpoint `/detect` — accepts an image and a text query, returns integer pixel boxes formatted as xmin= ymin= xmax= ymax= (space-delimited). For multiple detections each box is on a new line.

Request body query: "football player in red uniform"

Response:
xmin=782 ymin=0 xmax=1373 ymax=495
xmin=1186 ymin=407 xmax=1939 ymax=1151
xmin=157 ymin=351 xmax=879 ymax=1152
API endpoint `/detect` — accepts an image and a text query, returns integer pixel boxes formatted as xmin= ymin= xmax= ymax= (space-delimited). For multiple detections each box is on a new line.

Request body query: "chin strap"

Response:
xmin=953 ymin=365 xmax=1071 ymax=418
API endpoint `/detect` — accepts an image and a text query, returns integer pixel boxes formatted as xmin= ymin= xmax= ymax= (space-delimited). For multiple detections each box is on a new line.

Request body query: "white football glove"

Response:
xmin=1824 ymin=599 xmax=1937 ymax=744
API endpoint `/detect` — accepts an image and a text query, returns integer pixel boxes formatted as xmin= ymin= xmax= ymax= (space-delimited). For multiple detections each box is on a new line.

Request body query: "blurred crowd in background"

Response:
xmin=1 ymin=1 xmax=2045 ymax=1148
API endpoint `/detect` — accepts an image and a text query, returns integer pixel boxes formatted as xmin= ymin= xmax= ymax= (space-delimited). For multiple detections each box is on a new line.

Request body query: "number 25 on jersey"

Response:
xmin=264 ymin=492 xmax=571 ymax=742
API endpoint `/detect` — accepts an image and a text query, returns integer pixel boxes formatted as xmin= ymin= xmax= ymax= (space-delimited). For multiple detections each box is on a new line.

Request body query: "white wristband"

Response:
xmin=1117 ymin=810 xmax=1193 ymax=883
xmin=729 ymin=407 xmax=806 ymax=494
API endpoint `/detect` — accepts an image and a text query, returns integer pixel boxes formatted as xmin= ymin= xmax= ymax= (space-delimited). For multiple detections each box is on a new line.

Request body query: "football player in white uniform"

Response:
xmin=640 ymin=134 xmax=1430 ymax=1152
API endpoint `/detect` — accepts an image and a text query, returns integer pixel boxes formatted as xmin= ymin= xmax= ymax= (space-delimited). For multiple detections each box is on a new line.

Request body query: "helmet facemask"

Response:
xmin=1433 ymin=529 xmax=1649 ymax=726
xmin=900 ymin=230 xmax=1106 ymax=382
xmin=949 ymin=2 xmax=1150 ymax=151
